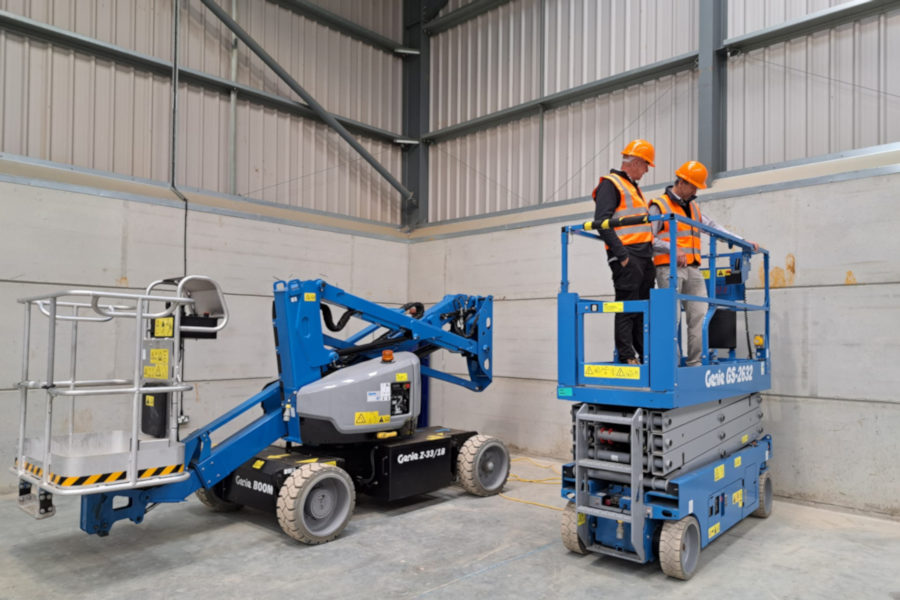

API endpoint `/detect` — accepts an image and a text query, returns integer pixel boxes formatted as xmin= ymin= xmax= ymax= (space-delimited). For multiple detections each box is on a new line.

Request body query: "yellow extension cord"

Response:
xmin=499 ymin=457 xmax=565 ymax=512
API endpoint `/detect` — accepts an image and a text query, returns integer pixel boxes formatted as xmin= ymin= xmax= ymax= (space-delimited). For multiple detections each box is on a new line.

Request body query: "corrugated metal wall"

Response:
xmin=727 ymin=5 xmax=900 ymax=170
xmin=727 ymin=0 xmax=856 ymax=37
xmin=0 ymin=0 xmax=404 ymax=224
xmin=311 ymin=0 xmax=403 ymax=41
xmin=428 ymin=0 xmax=699 ymax=221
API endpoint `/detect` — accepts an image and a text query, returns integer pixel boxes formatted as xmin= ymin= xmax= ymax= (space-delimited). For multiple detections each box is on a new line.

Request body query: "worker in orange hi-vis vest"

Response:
xmin=649 ymin=160 xmax=759 ymax=367
xmin=590 ymin=139 xmax=656 ymax=365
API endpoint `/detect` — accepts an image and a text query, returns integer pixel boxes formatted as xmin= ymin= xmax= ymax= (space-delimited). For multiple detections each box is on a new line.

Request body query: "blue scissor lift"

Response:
xmin=557 ymin=213 xmax=773 ymax=580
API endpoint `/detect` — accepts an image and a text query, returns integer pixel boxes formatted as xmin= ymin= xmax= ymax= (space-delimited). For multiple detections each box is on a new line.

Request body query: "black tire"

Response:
xmin=195 ymin=485 xmax=242 ymax=513
xmin=752 ymin=471 xmax=773 ymax=518
xmin=457 ymin=435 xmax=510 ymax=496
xmin=561 ymin=502 xmax=588 ymax=555
xmin=659 ymin=516 xmax=701 ymax=580
xmin=276 ymin=463 xmax=355 ymax=544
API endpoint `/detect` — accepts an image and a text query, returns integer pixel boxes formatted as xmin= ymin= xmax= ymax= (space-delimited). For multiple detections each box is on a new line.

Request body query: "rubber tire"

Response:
xmin=195 ymin=485 xmax=242 ymax=513
xmin=457 ymin=435 xmax=510 ymax=496
xmin=752 ymin=471 xmax=773 ymax=518
xmin=561 ymin=502 xmax=588 ymax=555
xmin=659 ymin=516 xmax=701 ymax=580
xmin=276 ymin=463 xmax=355 ymax=544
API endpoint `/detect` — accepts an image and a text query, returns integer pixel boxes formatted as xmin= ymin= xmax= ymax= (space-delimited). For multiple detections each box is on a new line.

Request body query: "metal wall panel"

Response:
xmin=726 ymin=7 xmax=900 ymax=170
xmin=543 ymin=0 xmax=698 ymax=95
xmin=428 ymin=115 xmax=540 ymax=220
xmin=309 ymin=0 xmax=403 ymax=42
xmin=438 ymin=0 xmax=479 ymax=17
xmin=543 ymin=71 xmax=698 ymax=203
xmin=727 ymin=0 xmax=856 ymax=37
xmin=0 ymin=0 xmax=174 ymax=60
xmin=178 ymin=92 xmax=402 ymax=223
xmin=180 ymin=0 xmax=402 ymax=132
xmin=0 ymin=30 xmax=172 ymax=181
xmin=430 ymin=0 xmax=541 ymax=130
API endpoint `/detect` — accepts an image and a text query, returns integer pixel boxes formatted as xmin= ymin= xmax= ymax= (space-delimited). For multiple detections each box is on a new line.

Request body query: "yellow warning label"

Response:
xmin=143 ymin=364 xmax=167 ymax=379
xmin=354 ymin=411 xmax=390 ymax=425
xmin=732 ymin=489 xmax=743 ymax=507
xmin=426 ymin=434 xmax=446 ymax=440
xmin=145 ymin=395 xmax=155 ymax=407
xmin=154 ymin=317 xmax=174 ymax=338
xmin=577 ymin=512 xmax=586 ymax=526
xmin=708 ymin=522 xmax=721 ymax=539
xmin=714 ymin=464 xmax=725 ymax=482
xmin=396 ymin=373 xmax=409 ymax=382
xmin=734 ymin=456 xmax=742 ymax=468
xmin=303 ymin=292 xmax=316 ymax=301
xmin=144 ymin=348 xmax=170 ymax=380
xmin=266 ymin=453 xmax=291 ymax=459
xmin=741 ymin=434 xmax=749 ymax=444
xmin=702 ymin=268 xmax=732 ymax=280
xmin=584 ymin=364 xmax=640 ymax=380
xmin=150 ymin=348 xmax=169 ymax=364
xmin=252 ymin=460 xmax=265 ymax=470
xmin=602 ymin=302 xmax=624 ymax=313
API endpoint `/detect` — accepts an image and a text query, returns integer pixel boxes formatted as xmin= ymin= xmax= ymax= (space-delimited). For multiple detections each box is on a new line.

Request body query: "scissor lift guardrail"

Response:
xmin=13 ymin=277 xmax=227 ymax=517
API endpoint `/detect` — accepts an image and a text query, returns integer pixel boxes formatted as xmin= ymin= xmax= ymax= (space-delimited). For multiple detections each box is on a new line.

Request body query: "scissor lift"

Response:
xmin=557 ymin=213 xmax=773 ymax=580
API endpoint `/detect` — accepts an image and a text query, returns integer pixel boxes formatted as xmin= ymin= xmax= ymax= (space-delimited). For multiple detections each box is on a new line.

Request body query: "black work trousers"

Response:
xmin=609 ymin=254 xmax=656 ymax=363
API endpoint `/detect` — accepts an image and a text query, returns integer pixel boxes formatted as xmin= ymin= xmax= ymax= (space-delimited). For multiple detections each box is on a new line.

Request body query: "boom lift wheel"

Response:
xmin=195 ymin=484 xmax=242 ymax=513
xmin=276 ymin=463 xmax=356 ymax=544
xmin=561 ymin=502 xmax=587 ymax=555
xmin=752 ymin=471 xmax=773 ymax=518
xmin=457 ymin=435 xmax=510 ymax=496
xmin=659 ymin=515 xmax=701 ymax=580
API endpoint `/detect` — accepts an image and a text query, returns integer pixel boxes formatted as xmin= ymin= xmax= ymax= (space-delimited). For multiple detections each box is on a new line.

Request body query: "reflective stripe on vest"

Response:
xmin=652 ymin=193 xmax=702 ymax=266
xmin=593 ymin=173 xmax=652 ymax=248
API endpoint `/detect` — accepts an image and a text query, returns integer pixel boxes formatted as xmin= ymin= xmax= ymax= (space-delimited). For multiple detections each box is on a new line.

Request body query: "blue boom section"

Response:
xmin=557 ymin=213 xmax=771 ymax=409
xmin=80 ymin=279 xmax=493 ymax=536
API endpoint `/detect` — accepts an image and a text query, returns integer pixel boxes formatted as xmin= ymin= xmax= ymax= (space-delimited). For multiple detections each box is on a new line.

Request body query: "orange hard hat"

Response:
xmin=675 ymin=160 xmax=709 ymax=189
xmin=621 ymin=139 xmax=655 ymax=167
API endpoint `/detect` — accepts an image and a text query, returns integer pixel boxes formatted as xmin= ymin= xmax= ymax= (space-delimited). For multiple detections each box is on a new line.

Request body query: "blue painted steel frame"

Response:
xmin=80 ymin=279 xmax=493 ymax=535
xmin=557 ymin=215 xmax=771 ymax=409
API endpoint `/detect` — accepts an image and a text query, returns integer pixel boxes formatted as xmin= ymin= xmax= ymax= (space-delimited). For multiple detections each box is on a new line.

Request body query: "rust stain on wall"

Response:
xmin=785 ymin=254 xmax=796 ymax=285
xmin=845 ymin=270 xmax=857 ymax=284
xmin=762 ymin=255 xmax=796 ymax=288
xmin=771 ymin=267 xmax=786 ymax=288
xmin=117 ymin=277 xmax=129 ymax=287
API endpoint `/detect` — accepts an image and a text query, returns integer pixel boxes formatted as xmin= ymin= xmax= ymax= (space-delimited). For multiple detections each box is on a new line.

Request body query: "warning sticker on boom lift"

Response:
xmin=584 ymin=364 xmax=639 ymax=379
xmin=354 ymin=411 xmax=390 ymax=425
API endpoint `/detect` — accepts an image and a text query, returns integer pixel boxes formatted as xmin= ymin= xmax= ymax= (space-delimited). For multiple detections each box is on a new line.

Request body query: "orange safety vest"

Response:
xmin=651 ymin=192 xmax=702 ymax=266
xmin=591 ymin=173 xmax=652 ymax=249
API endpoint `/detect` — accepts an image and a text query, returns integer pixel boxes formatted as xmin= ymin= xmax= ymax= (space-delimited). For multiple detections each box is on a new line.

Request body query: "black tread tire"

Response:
xmin=659 ymin=516 xmax=701 ymax=580
xmin=457 ymin=434 xmax=510 ymax=496
xmin=561 ymin=502 xmax=588 ymax=555
xmin=276 ymin=463 xmax=355 ymax=544
xmin=195 ymin=485 xmax=242 ymax=513
xmin=752 ymin=471 xmax=773 ymax=518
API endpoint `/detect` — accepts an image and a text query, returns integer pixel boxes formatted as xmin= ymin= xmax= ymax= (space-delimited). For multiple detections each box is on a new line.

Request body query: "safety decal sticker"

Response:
xmin=602 ymin=302 xmax=623 ymax=313
xmin=396 ymin=372 xmax=409 ymax=382
xmin=734 ymin=456 xmax=742 ymax=468
xmin=557 ymin=387 xmax=573 ymax=397
xmin=577 ymin=512 xmax=586 ymax=526
xmin=708 ymin=522 xmax=721 ymax=539
xmin=252 ymin=460 xmax=266 ymax=470
xmin=145 ymin=395 xmax=155 ymax=407
xmin=701 ymin=268 xmax=732 ymax=280
xmin=714 ymin=464 xmax=725 ymax=482
xmin=154 ymin=317 xmax=174 ymax=338
xmin=741 ymin=434 xmax=749 ymax=444
xmin=732 ymin=489 xmax=743 ymax=507
xmin=143 ymin=348 xmax=169 ymax=380
xmin=584 ymin=364 xmax=640 ymax=380
xmin=303 ymin=292 xmax=316 ymax=302
xmin=265 ymin=453 xmax=291 ymax=459
xmin=354 ymin=411 xmax=390 ymax=425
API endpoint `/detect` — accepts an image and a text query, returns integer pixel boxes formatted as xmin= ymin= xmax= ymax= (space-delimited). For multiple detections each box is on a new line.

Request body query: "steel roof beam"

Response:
xmin=424 ymin=0 xmax=513 ymax=35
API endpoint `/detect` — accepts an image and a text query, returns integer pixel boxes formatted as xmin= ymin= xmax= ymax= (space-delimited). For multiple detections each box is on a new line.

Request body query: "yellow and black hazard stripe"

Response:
xmin=47 ymin=464 xmax=185 ymax=488
xmin=21 ymin=460 xmax=45 ymax=478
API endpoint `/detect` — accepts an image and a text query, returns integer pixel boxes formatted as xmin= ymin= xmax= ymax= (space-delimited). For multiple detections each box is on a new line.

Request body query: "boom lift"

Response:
xmin=13 ymin=277 xmax=509 ymax=543
xmin=557 ymin=213 xmax=772 ymax=579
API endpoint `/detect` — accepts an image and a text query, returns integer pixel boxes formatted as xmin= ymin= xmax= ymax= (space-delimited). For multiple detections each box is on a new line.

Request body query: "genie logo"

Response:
xmin=705 ymin=365 xmax=754 ymax=388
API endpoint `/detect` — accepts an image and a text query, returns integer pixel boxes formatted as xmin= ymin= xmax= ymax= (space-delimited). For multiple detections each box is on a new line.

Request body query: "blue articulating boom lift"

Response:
xmin=557 ymin=213 xmax=773 ymax=579
xmin=14 ymin=277 xmax=509 ymax=543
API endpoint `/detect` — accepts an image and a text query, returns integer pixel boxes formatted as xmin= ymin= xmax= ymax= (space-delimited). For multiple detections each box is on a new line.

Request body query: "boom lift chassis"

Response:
xmin=14 ymin=276 xmax=508 ymax=543
xmin=557 ymin=213 xmax=773 ymax=579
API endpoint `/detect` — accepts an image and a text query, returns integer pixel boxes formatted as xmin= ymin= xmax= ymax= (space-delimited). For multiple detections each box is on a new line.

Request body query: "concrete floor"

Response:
xmin=2 ymin=455 xmax=899 ymax=600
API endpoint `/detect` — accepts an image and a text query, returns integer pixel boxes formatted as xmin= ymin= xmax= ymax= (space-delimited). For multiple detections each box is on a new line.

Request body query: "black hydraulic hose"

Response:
xmin=335 ymin=335 xmax=411 ymax=357
xmin=320 ymin=304 xmax=359 ymax=332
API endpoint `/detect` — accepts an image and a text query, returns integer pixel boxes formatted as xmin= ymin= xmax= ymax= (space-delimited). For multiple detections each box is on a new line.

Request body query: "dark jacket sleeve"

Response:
xmin=592 ymin=179 xmax=628 ymax=262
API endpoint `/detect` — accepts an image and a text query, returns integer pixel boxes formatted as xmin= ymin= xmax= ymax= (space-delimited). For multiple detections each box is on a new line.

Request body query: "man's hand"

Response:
xmin=748 ymin=241 xmax=760 ymax=252
xmin=676 ymin=249 xmax=688 ymax=267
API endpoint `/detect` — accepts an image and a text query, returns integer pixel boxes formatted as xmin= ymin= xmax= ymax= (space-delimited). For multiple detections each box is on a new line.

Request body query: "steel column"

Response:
xmin=698 ymin=0 xmax=727 ymax=176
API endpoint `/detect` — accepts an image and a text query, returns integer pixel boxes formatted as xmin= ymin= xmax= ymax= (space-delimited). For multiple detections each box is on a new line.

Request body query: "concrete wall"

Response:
xmin=413 ymin=170 xmax=900 ymax=518
xmin=0 ymin=176 xmax=408 ymax=493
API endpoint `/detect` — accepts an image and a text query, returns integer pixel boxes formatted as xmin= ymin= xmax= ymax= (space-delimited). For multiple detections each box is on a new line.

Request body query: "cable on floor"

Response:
xmin=500 ymin=457 xmax=566 ymax=511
